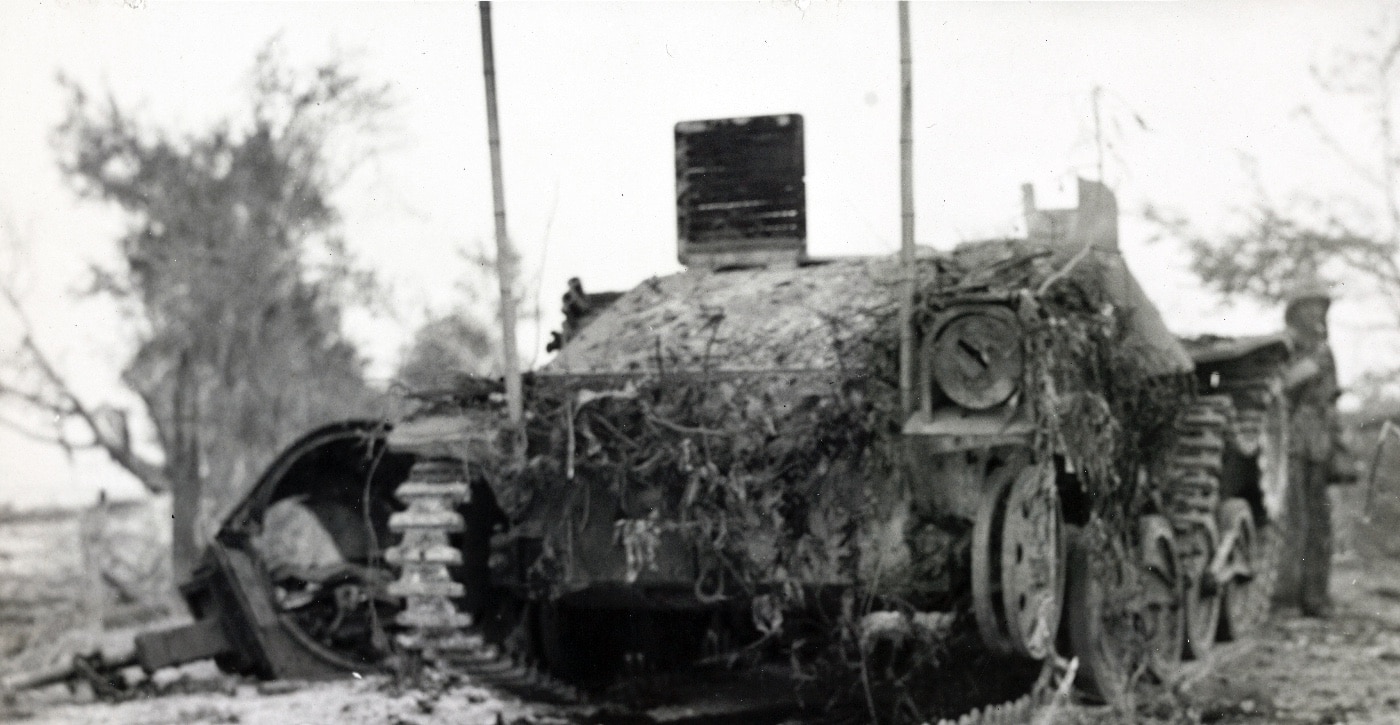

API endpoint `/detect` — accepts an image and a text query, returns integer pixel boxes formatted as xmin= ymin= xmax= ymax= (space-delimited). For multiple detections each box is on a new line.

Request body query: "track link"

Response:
xmin=1218 ymin=378 xmax=1288 ymax=638
xmin=1168 ymin=396 xmax=1229 ymax=560
xmin=387 ymin=457 xmax=481 ymax=658
xmin=931 ymin=692 xmax=1041 ymax=725
xmin=1216 ymin=379 xmax=1274 ymax=455
xmin=1168 ymin=395 xmax=1231 ymax=658
xmin=387 ymin=453 xmax=584 ymax=706
xmin=446 ymin=642 xmax=583 ymax=706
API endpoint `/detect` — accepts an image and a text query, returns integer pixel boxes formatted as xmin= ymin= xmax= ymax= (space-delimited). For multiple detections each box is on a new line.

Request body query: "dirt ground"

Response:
xmin=6 ymin=489 xmax=1400 ymax=725
xmin=6 ymin=669 xmax=566 ymax=725
xmin=1173 ymin=556 xmax=1400 ymax=725
xmin=8 ymin=556 xmax=1400 ymax=725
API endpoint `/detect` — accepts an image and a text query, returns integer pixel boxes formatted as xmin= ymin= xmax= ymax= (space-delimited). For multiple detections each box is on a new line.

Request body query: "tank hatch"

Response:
xmin=675 ymin=114 xmax=806 ymax=269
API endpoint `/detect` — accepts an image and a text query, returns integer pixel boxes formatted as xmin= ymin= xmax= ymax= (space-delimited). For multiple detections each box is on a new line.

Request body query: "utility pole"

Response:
xmin=898 ymin=0 xmax=917 ymax=417
xmin=479 ymin=1 xmax=524 ymax=432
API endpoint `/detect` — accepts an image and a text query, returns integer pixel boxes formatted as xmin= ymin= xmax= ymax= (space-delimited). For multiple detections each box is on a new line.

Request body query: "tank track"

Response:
xmin=383 ymin=457 xmax=1066 ymax=723
xmin=1215 ymin=379 xmax=1272 ymax=456
xmin=443 ymin=638 xmax=582 ymax=706
xmin=1216 ymin=377 xmax=1288 ymax=637
xmin=925 ymin=656 xmax=1081 ymax=725
xmin=1168 ymin=396 xmax=1230 ymax=525
xmin=386 ymin=458 xmax=481 ymax=657
xmin=1169 ymin=387 xmax=1287 ymax=644
xmin=1167 ymin=395 xmax=1230 ymax=656
xmin=930 ymin=692 xmax=1041 ymax=725
xmin=386 ymin=456 xmax=583 ymax=705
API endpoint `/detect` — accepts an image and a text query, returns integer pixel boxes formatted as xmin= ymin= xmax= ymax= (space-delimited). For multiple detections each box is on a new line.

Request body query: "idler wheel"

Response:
xmin=1064 ymin=522 xmax=1184 ymax=705
xmin=972 ymin=460 xmax=1064 ymax=660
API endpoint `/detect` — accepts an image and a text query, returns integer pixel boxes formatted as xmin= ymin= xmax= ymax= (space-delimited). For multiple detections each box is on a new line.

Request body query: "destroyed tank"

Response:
xmin=127 ymin=116 xmax=1296 ymax=720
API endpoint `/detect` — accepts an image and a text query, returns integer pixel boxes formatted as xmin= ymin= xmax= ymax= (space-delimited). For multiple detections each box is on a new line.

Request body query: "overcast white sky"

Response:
xmin=0 ymin=0 xmax=1393 ymax=508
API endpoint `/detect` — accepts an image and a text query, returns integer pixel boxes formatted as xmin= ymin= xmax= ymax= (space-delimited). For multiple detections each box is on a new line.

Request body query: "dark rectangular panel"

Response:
xmin=675 ymin=115 xmax=805 ymax=264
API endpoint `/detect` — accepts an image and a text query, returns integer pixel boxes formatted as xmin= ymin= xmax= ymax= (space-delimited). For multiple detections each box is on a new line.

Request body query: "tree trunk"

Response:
xmin=169 ymin=474 xmax=200 ymax=583
xmin=169 ymin=351 xmax=203 ymax=583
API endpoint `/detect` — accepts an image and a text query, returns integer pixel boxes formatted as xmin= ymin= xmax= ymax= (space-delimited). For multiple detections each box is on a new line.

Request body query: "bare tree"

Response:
xmin=0 ymin=40 xmax=390 ymax=578
xmin=1150 ymin=11 xmax=1400 ymax=325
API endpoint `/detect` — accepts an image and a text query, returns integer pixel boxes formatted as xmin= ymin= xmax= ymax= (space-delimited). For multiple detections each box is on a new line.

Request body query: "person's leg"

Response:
xmin=1300 ymin=459 xmax=1334 ymax=617
xmin=1273 ymin=456 xmax=1309 ymax=610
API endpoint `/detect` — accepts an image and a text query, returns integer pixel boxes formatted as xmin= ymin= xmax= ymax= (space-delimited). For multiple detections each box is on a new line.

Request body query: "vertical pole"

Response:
xmin=80 ymin=495 xmax=108 ymax=635
xmin=1092 ymin=84 xmax=1105 ymax=182
xmin=479 ymin=1 xmax=523 ymax=431
xmin=898 ymin=1 xmax=917 ymax=417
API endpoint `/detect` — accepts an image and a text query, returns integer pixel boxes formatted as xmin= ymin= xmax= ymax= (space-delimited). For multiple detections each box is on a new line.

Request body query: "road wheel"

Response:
xmin=1138 ymin=517 xmax=1186 ymax=680
xmin=1180 ymin=524 xmax=1221 ymax=659
xmin=972 ymin=459 xmax=1065 ymax=660
xmin=1217 ymin=498 xmax=1268 ymax=640
xmin=1064 ymin=524 xmax=1181 ymax=705
xmin=1170 ymin=397 xmax=1229 ymax=659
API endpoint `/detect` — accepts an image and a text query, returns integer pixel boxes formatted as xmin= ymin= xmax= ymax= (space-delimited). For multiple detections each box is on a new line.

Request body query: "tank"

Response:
xmin=366 ymin=151 xmax=1295 ymax=716
xmin=121 ymin=118 xmax=1296 ymax=723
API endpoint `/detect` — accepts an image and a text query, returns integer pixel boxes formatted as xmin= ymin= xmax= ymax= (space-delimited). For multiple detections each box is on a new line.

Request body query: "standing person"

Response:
xmin=1275 ymin=274 xmax=1339 ymax=618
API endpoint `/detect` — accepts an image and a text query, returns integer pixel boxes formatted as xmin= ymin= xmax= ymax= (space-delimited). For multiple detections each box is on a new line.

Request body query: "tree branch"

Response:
xmin=0 ymin=280 xmax=170 ymax=493
xmin=0 ymin=379 xmax=75 ymax=415
xmin=0 ymin=413 xmax=94 ymax=449
xmin=1294 ymin=106 xmax=1386 ymax=190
